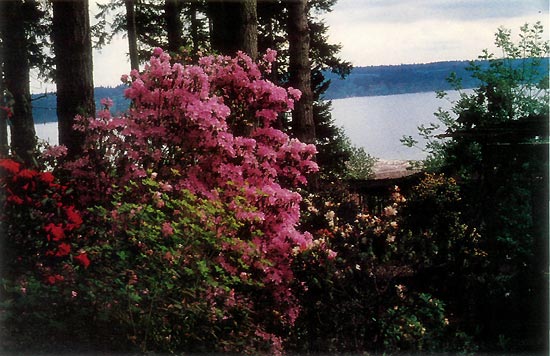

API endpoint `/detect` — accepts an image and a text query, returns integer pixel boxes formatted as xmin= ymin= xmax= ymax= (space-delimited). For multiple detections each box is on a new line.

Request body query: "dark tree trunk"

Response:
xmin=208 ymin=0 xmax=257 ymax=59
xmin=0 ymin=0 xmax=37 ymax=163
xmin=164 ymin=0 xmax=184 ymax=53
xmin=287 ymin=0 xmax=315 ymax=144
xmin=52 ymin=0 xmax=95 ymax=158
xmin=125 ymin=0 xmax=139 ymax=70
xmin=241 ymin=0 xmax=258 ymax=60
xmin=208 ymin=0 xmax=240 ymax=55
xmin=0 ymin=50 xmax=9 ymax=157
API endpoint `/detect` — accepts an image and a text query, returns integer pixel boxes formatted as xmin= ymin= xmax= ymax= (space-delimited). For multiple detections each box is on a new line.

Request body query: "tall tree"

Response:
xmin=0 ymin=0 xmax=38 ymax=163
xmin=207 ymin=0 xmax=258 ymax=59
xmin=287 ymin=0 xmax=315 ymax=144
xmin=125 ymin=0 xmax=139 ymax=70
xmin=256 ymin=0 xmax=351 ymax=177
xmin=240 ymin=0 xmax=258 ymax=60
xmin=207 ymin=0 xmax=241 ymax=56
xmin=52 ymin=0 xmax=95 ymax=157
xmin=0 ymin=65 xmax=7 ymax=157
xmin=164 ymin=0 xmax=184 ymax=53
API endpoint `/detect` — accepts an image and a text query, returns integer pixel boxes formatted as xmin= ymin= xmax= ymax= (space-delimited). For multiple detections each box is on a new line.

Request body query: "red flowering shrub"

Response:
xmin=0 ymin=158 xmax=89 ymax=284
xmin=0 ymin=158 xmax=95 ymax=350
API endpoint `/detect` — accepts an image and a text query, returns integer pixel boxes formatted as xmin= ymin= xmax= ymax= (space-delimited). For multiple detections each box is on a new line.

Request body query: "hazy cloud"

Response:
xmin=325 ymin=0 xmax=549 ymax=66
xmin=32 ymin=0 xmax=549 ymax=92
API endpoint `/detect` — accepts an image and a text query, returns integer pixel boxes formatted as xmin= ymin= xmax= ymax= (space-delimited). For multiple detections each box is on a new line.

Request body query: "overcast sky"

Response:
xmin=324 ymin=0 xmax=549 ymax=66
xmin=30 ymin=0 xmax=549 ymax=93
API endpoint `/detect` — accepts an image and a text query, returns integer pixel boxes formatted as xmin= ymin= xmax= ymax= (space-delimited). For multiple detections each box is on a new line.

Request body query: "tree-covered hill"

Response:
xmin=323 ymin=58 xmax=549 ymax=99
xmin=31 ymin=58 xmax=548 ymax=122
xmin=32 ymin=85 xmax=130 ymax=123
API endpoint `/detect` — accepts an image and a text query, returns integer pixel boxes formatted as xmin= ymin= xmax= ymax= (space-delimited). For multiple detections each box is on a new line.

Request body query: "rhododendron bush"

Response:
xmin=1 ymin=49 xmax=318 ymax=353
xmin=0 ymin=158 xmax=88 ymax=284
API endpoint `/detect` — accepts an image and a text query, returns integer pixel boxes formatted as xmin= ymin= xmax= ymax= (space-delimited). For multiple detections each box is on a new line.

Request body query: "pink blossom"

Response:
xmin=287 ymin=87 xmax=302 ymax=101
xmin=100 ymin=97 xmax=114 ymax=108
xmin=327 ymin=249 xmax=337 ymax=260
xmin=161 ymin=222 xmax=174 ymax=237
xmin=263 ymin=48 xmax=277 ymax=63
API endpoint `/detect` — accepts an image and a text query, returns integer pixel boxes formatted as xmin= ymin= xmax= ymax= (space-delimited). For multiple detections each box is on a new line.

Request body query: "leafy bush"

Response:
xmin=78 ymin=176 xmax=289 ymax=353
xmin=401 ymin=23 xmax=549 ymax=350
xmin=290 ymin=174 xmax=480 ymax=353
xmin=0 ymin=158 xmax=91 ymax=351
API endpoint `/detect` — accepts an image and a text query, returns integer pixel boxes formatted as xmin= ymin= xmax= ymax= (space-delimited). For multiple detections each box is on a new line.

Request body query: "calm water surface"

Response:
xmin=34 ymin=91 xmax=461 ymax=160
xmin=330 ymin=91 xmax=459 ymax=160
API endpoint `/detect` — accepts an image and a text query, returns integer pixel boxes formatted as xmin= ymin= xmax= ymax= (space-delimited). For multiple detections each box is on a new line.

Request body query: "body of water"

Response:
xmin=35 ymin=121 xmax=59 ymax=145
xmin=33 ymin=91 xmax=460 ymax=161
xmin=330 ymin=91 xmax=461 ymax=160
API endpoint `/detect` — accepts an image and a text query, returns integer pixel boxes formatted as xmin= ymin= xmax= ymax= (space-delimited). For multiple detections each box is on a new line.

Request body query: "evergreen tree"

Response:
xmin=287 ymin=0 xmax=315 ymax=145
xmin=124 ymin=0 xmax=139 ymax=70
xmin=52 ymin=0 xmax=95 ymax=157
xmin=207 ymin=0 xmax=258 ymax=59
xmin=164 ymin=0 xmax=184 ymax=53
xmin=0 ymin=0 xmax=49 ymax=163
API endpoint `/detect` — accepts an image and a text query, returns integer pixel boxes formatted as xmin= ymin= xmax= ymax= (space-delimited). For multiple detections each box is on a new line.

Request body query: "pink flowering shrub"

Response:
xmin=82 ymin=177 xmax=291 ymax=353
xmin=39 ymin=49 xmax=318 ymax=353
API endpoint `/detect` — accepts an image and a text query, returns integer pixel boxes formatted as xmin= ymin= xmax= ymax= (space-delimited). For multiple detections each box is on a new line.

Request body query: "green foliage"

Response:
xmin=290 ymin=175 xmax=480 ymax=353
xmin=403 ymin=22 xmax=549 ymax=173
xmin=82 ymin=178 xmax=270 ymax=353
xmin=402 ymin=22 xmax=549 ymax=351
xmin=344 ymin=141 xmax=377 ymax=180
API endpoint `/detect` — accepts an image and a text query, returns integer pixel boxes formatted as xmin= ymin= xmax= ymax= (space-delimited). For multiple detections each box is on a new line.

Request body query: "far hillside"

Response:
xmin=323 ymin=58 xmax=549 ymax=99
xmin=32 ymin=85 xmax=130 ymax=124
xmin=31 ymin=58 xmax=548 ymax=122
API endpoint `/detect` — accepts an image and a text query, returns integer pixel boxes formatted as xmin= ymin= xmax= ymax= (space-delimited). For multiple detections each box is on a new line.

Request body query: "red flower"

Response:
xmin=55 ymin=242 xmax=71 ymax=257
xmin=7 ymin=195 xmax=24 ymax=205
xmin=17 ymin=169 xmax=38 ymax=180
xmin=65 ymin=206 xmax=83 ymax=227
xmin=39 ymin=172 xmax=55 ymax=185
xmin=45 ymin=223 xmax=65 ymax=241
xmin=45 ymin=274 xmax=64 ymax=285
xmin=73 ymin=252 xmax=90 ymax=269
xmin=0 ymin=159 xmax=20 ymax=174
xmin=0 ymin=106 xmax=12 ymax=118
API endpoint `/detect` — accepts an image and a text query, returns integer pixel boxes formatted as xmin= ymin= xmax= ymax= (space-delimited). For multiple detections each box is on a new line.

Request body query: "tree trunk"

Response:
xmin=0 ymin=42 xmax=9 ymax=157
xmin=287 ymin=0 xmax=315 ymax=144
xmin=208 ymin=0 xmax=257 ymax=59
xmin=240 ymin=0 xmax=258 ymax=60
xmin=52 ymin=0 xmax=95 ymax=158
xmin=208 ymin=0 xmax=240 ymax=55
xmin=125 ymin=0 xmax=139 ymax=70
xmin=164 ymin=0 xmax=184 ymax=53
xmin=0 ymin=0 xmax=37 ymax=163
